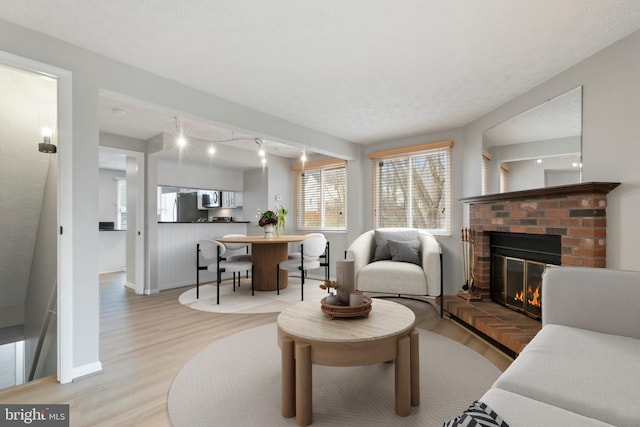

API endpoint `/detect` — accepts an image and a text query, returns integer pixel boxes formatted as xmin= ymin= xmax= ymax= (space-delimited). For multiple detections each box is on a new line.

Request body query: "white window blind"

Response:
xmin=370 ymin=141 xmax=452 ymax=235
xmin=116 ymin=178 xmax=127 ymax=230
xmin=500 ymin=163 xmax=510 ymax=193
xmin=295 ymin=160 xmax=347 ymax=231
xmin=481 ymin=151 xmax=491 ymax=195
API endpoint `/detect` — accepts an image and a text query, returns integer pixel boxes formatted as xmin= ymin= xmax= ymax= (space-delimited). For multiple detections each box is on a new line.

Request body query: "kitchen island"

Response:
xmin=157 ymin=221 xmax=251 ymax=290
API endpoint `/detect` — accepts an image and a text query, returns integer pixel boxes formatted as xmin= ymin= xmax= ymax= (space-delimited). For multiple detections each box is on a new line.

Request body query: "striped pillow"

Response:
xmin=442 ymin=401 xmax=509 ymax=427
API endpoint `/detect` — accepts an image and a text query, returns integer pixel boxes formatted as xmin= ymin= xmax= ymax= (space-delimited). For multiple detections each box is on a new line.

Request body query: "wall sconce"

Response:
xmin=38 ymin=127 xmax=56 ymax=153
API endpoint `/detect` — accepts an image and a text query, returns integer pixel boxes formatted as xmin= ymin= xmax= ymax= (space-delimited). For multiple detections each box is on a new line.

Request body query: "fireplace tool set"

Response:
xmin=458 ymin=227 xmax=481 ymax=301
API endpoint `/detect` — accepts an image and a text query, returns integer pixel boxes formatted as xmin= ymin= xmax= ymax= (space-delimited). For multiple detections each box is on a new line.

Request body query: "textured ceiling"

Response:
xmin=1 ymin=1 xmax=640 ymax=145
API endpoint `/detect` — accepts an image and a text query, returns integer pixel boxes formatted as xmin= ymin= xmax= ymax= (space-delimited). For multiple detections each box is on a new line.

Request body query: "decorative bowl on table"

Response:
xmin=320 ymin=296 xmax=372 ymax=320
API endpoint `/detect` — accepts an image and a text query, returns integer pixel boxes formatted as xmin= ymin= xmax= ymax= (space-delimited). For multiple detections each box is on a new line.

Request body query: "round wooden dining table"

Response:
xmin=215 ymin=234 xmax=313 ymax=291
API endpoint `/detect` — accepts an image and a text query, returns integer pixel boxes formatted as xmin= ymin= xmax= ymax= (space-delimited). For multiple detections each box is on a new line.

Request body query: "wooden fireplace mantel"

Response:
xmin=460 ymin=182 xmax=620 ymax=204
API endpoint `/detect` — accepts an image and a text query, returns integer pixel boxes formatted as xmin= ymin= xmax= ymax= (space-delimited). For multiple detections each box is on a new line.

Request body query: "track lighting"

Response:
xmin=177 ymin=134 xmax=187 ymax=147
xmin=169 ymin=115 xmax=270 ymax=166
xmin=255 ymin=138 xmax=266 ymax=157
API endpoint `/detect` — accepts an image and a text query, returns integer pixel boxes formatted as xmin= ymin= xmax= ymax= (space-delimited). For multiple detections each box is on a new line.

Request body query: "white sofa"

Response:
xmin=478 ymin=266 xmax=640 ymax=427
xmin=346 ymin=228 xmax=443 ymax=317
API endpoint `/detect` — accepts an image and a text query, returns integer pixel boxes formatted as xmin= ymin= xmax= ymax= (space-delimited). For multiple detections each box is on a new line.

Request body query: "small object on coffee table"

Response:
xmin=321 ymin=296 xmax=372 ymax=320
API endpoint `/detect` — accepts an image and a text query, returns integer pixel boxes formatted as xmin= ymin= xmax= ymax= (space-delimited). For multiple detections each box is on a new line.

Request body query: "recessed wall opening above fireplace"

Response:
xmin=490 ymin=232 xmax=561 ymax=320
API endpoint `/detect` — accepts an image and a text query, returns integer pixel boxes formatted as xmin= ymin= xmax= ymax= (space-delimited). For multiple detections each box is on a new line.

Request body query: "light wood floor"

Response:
xmin=0 ymin=273 xmax=512 ymax=426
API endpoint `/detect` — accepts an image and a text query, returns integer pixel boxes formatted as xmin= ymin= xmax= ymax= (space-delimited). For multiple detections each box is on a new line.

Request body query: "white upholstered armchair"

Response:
xmin=346 ymin=228 xmax=443 ymax=318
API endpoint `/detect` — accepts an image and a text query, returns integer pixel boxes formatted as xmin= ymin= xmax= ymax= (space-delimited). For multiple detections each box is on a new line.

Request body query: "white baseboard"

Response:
xmin=72 ymin=361 xmax=102 ymax=380
xmin=99 ymin=268 xmax=126 ymax=274
xmin=124 ymin=281 xmax=136 ymax=290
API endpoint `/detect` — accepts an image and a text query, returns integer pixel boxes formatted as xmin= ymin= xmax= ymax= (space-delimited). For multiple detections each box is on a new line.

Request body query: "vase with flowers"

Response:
xmin=257 ymin=209 xmax=278 ymax=238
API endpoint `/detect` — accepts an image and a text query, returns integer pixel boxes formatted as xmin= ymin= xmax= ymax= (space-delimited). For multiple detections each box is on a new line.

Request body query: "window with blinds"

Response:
xmin=116 ymin=178 xmax=127 ymax=230
xmin=370 ymin=141 xmax=452 ymax=235
xmin=482 ymin=151 xmax=491 ymax=195
xmin=500 ymin=163 xmax=509 ymax=193
xmin=295 ymin=160 xmax=347 ymax=231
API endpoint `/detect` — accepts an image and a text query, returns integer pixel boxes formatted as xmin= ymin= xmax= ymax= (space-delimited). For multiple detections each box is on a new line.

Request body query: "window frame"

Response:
xmin=370 ymin=140 xmax=452 ymax=236
xmin=294 ymin=159 xmax=347 ymax=232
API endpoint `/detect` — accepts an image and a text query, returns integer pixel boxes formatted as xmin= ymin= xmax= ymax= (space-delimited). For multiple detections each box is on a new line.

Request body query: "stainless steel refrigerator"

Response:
xmin=175 ymin=192 xmax=205 ymax=222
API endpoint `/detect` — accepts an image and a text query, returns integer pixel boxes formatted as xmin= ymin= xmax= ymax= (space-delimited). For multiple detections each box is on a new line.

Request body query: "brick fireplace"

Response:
xmin=463 ymin=182 xmax=620 ymax=297
xmin=445 ymin=182 xmax=620 ymax=356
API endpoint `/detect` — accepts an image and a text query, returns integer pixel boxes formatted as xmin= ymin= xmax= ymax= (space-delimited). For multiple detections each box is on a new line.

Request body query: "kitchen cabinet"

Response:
xmin=234 ymin=192 xmax=243 ymax=207
xmin=221 ymin=191 xmax=235 ymax=208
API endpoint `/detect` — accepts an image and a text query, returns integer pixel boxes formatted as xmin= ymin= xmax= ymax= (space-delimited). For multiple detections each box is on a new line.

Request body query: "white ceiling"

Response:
xmin=2 ymin=1 xmax=640 ymax=147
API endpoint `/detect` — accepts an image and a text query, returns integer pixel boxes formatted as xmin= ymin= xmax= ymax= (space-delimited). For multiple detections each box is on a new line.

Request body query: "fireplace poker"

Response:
xmin=461 ymin=228 xmax=469 ymax=290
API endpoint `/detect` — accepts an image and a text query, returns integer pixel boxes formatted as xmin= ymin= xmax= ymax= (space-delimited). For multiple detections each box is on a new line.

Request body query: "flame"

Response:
xmin=528 ymin=284 xmax=541 ymax=307
xmin=514 ymin=290 xmax=524 ymax=302
xmin=514 ymin=285 xmax=541 ymax=308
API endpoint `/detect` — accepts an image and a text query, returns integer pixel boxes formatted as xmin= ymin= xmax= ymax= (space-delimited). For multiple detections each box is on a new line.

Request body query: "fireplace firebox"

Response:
xmin=490 ymin=232 xmax=561 ymax=320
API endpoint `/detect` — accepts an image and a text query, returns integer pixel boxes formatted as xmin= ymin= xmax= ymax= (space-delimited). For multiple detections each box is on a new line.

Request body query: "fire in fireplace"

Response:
xmin=490 ymin=232 xmax=561 ymax=320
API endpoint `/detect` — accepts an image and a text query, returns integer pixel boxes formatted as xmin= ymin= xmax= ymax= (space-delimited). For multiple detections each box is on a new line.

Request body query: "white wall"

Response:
xmin=463 ymin=29 xmax=640 ymax=271
xmin=243 ymin=168 xmax=270 ymax=236
xmin=157 ymin=159 xmax=244 ymax=190
xmin=98 ymin=232 xmax=125 ymax=273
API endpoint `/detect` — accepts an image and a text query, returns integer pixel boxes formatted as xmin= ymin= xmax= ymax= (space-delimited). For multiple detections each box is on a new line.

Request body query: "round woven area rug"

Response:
xmin=168 ymin=322 xmax=501 ymax=426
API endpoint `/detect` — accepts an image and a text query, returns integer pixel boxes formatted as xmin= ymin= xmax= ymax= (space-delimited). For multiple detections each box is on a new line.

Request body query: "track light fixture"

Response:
xmin=167 ymin=115 xmax=271 ymax=167
xmin=175 ymin=117 xmax=187 ymax=148
xmin=176 ymin=134 xmax=187 ymax=147
xmin=255 ymin=138 xmax=266 ymax=158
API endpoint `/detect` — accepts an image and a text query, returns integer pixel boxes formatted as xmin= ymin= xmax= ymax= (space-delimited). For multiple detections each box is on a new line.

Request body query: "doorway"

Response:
xmin=0 ymin=62 xmax=58 ymax=388
xmin=99 ymin=146 xmax=146 ymax=295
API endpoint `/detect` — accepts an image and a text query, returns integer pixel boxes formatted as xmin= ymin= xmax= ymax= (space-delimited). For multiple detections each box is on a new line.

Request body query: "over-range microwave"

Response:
xmin=198 ymin=190 xmax=220 ymax=209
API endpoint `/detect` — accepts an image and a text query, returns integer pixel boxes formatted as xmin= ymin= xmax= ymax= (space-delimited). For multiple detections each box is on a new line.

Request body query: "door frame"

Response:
xmin=0 ymin=50 xmax=74 ymax=384
xmin=99 ymin=146 xmax=146 ymax=294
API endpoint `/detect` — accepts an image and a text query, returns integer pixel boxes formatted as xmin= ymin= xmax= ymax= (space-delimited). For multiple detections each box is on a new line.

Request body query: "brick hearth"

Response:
xmin=444 ymin=296 xmax=541 ymax=356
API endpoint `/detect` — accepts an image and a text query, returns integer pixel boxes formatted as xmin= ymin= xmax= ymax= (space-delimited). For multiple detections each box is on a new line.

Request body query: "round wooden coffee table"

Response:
xmin=277 ymin=299 xmax=419 ymax=426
